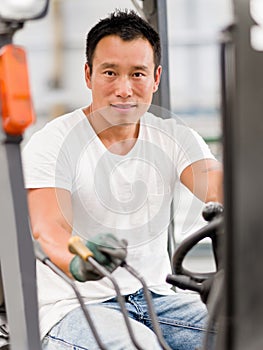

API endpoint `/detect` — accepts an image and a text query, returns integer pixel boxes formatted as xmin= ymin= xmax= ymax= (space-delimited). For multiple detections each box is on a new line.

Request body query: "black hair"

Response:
xmin=86 ymin=9 xmax=161 ymax=75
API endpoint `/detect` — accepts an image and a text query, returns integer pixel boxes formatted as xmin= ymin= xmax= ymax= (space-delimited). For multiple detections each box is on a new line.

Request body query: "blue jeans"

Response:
xmin=42 ymin=289 xmax=213 ymax=350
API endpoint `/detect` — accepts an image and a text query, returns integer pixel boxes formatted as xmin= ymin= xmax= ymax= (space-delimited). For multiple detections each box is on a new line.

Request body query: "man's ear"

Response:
xmin=153 ymin=65 xmax=162 ymax=93
xmin=85 ymin=63 xmax=92 ymax=89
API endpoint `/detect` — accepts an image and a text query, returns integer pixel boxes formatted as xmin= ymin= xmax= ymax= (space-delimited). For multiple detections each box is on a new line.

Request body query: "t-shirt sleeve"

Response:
xmin=174 ymin=124 xmax=216 ymax=177
xmin=22 ymin=126 xmax=73 ymax=191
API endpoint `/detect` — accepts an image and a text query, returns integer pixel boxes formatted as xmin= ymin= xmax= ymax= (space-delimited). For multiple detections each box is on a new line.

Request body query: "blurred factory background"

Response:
xmin=14 ymin=0 xmax=233 ymax=270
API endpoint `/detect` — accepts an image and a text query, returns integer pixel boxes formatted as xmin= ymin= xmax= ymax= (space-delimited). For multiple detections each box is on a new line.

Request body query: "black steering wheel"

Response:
xmin=166 ymin=202 xmax=224 ymax=304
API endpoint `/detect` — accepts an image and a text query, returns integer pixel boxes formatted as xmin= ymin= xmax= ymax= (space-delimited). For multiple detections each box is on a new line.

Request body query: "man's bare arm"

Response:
xmin=180 ymin=159 xmax=223 ymax=204
xmin=27 ymin=187 xmax=74 ymax=276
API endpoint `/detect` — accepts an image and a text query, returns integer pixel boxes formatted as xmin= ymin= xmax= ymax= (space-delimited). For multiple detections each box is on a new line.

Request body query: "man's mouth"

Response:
xmin=110 ymin=103 xmax=137 ymax=110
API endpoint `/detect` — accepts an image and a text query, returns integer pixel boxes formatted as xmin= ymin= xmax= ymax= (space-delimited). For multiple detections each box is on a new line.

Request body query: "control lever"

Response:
xmin=68 ymin=236 xmax=145 ymax=350
xmin=34 ymin=240 xmax=107 ymax=350
xmin=70 ymin=234 xmax=172 ymax=350
xmin=122 ymin=263 xmax=172 ymax=350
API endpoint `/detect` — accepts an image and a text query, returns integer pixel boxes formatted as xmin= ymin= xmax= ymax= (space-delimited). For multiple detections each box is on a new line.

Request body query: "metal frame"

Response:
xmin=142 ymin=0 xmax=176 ymax=260
xmin=0 ymin=23 xmax=42 ymax=350
xmin=216 ymin=1 xmax=263 ymax=349
xmin=0 ymin=134 xmax=41 ymax=350
xmin=142 ymin=0 xmax=171 ymax=112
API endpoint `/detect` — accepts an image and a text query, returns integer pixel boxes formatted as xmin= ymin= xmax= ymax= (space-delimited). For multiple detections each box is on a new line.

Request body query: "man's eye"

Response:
xmin=104 ymin=71 xmax=115 ymax=76
xmin=133 ymin=72 xmax=145 ymax=77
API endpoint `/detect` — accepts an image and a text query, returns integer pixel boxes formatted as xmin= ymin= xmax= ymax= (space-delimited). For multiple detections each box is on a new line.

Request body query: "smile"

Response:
xmin=111 ymin=103 xmax=137 ymax=110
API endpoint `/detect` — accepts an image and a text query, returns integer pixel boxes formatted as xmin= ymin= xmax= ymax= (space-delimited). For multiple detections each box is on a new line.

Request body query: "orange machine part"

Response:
xmin=0 ymin=44 xmax=35 ymax=135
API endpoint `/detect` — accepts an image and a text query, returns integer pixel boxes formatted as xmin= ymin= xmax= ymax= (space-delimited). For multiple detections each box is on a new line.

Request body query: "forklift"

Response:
xmin=0 ymin=1 xmax=263 ymax=349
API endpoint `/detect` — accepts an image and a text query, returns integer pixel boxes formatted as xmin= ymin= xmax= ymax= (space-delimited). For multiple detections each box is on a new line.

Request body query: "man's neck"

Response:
xmin=83 ymin=105 xmax=140 ymax=155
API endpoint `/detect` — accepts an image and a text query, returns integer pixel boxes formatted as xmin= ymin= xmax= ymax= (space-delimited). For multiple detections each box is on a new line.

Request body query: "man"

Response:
xmin=23 ymin=9 xmax=223 ymax=350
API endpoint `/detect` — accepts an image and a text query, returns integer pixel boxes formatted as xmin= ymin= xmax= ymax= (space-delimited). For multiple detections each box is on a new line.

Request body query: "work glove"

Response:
xmin=70 ymin=254 xmax=103 ymax=282
xmin=70 ymin=233 xmax=128 ymax=282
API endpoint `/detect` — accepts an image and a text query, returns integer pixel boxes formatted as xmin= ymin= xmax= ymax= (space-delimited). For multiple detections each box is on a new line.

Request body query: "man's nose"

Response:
xmin=115 ymin=76 xmax=132 ymax=98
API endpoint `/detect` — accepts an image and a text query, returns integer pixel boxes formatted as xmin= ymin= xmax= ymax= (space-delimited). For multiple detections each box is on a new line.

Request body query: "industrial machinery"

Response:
xmin=0 ymin=1 xmax=263 ymax=349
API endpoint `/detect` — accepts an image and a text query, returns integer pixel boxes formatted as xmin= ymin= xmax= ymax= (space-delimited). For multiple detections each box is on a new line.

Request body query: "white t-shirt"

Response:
xmin=22 ymin=108 xmax=215 ymax=338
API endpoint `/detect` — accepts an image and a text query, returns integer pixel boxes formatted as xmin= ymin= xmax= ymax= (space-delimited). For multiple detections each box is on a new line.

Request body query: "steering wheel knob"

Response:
xmin=202 ymin=202 xmax=224 ymax=222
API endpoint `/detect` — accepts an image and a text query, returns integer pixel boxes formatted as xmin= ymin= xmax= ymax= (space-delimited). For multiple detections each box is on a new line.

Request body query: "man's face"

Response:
xmin=85 ymin=35 xmax=162 ymax=127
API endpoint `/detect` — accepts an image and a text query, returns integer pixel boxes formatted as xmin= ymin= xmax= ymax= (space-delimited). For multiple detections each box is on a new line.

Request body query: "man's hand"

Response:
xmin=69 ymin=233 xmax=128 ymax=282
xmin=86 ymin=233 xmax=128 ymax=272
xmin=69 ymin=255 xmax=102 ymax=282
